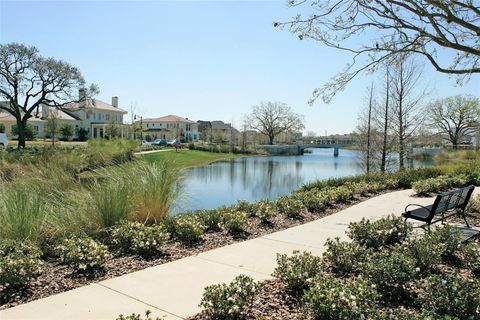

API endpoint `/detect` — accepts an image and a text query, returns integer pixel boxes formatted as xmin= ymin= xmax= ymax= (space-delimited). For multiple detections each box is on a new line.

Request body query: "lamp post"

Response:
xmin=134 ymin=114 xmax=143 ymax=141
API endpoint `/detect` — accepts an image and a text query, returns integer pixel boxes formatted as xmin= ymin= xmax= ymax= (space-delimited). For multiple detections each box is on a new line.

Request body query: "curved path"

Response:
xmin=2 ymin=189 xmax=478 ymax=320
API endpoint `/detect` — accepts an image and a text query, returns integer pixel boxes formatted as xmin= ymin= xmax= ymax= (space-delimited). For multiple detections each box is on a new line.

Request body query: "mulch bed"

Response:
xmin=0 ymin=193 xmax=376 ymax=310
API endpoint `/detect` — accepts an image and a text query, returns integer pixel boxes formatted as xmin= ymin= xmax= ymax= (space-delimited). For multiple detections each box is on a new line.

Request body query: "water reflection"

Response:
xmin=172 ymin=148 xmax=429 ymax=214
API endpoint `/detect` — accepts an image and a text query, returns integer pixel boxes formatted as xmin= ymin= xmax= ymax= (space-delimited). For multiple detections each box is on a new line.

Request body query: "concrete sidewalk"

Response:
xmin=2 ymin=189 xmax=478 ymax=320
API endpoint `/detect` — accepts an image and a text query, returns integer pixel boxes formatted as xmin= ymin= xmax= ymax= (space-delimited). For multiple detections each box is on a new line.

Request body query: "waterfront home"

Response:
xmin=140 ymin=115 xmax=199 ymax=142
xmin=197 ymin=120 xmax=239 ymax=143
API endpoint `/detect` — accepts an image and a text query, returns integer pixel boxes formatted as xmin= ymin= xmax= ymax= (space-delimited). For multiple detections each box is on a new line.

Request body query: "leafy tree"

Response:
xmin=275 ymin=0 xmax=480 ymax=103
xmin=429 ymin=95 xmax=480 ymax=149
xmin=78 ymin=128 xmax=89 ymax=141
xmin=11 ymin=124 xmax=35 ymax=140
xmin=105 ymin=120 xmax=119 ymax=139
xmin=60 ymin=124 xmax=74 ymax=141
xmin=245 ymin=101 xmax=305 ymax=145
xmin=0 ymin=43 xmax=97 ymax=148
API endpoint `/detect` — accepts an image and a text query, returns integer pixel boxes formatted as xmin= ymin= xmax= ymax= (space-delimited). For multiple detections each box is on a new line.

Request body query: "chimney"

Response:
xmin=112 ymin=96 xmax=119 ymax=108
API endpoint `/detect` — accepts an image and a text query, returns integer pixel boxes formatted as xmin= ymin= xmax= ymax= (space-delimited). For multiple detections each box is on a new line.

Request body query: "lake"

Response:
xmin=172 ymin=148 xmax=428 ymax=214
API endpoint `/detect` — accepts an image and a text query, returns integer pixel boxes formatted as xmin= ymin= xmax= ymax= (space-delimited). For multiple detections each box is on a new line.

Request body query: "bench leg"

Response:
xmin=461 ymin=209 xmax=471 ymax=228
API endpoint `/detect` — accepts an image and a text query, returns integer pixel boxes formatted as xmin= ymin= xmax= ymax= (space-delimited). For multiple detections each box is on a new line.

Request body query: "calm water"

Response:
xmin=172 ymin=148 xmax=428 ymax=214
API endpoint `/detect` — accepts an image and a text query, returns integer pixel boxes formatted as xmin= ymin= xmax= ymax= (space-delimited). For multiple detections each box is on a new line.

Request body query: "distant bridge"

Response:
xmin=259 ymin=139 xmax=355 ymax=157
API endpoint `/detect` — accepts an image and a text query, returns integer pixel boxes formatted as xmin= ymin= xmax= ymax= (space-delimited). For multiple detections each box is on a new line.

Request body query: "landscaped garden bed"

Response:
xmin=188 ymin=214 xmax=480 ymax=320
xmin=1 ymin=143 xmax=480 ymax=310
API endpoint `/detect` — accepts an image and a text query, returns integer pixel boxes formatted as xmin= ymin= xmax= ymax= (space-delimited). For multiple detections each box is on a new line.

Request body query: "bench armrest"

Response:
xmin=404 ymin=204 xmax=432 ymax=214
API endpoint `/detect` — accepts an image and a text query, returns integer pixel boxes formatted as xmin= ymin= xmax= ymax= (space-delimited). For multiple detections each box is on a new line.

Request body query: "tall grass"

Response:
xmin=128 ymin=161 xmax=183 ymax=224
xmin=0 ymin=186 xmax=48 ymax=243
xmin=434 ymin=150 xmax=480 ymax=164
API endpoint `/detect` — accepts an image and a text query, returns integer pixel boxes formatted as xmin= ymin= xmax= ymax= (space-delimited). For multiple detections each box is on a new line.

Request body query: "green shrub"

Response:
xmin=173 ymin=214 xmax=206 ymax=244
xmin=400 ymin=237 xmax=443 ymax=274
xmin=116 ymin=311 xmax=161 ymax=320
xmin=221 ymin=210 xmax=248 ymax=235
xmin=347 ymin=215 xmax=413 ymax=249
xmin=459 ymin=242 xmax=480 ymax=275
xmin=199 ymin=275 xmax=257 ymax=319
xmin=412 ymin=175 xmax=452 ymax=196
xmin=55 ymin=236 xmax=111 ymax=272
xmin=194 ymin=209 xmax=223 ymax=231
xmin=295 ymin=190 xmax=328 ymax=213
xmin=234 ymin=200 xmax=255 ymax=217
xmin=360 ymin=250 xmax=418 ymax=302
xmin=303 ymin=274 xmax=380 ymax=320
xmin=369 ymin=309 xmax=459 ymax=320
xmin=276 ymin=196 xmax=305 ymax=219
xmin=272 ymin=251 xmax=323 ymax=297
xmin=324 ymin=186 xmax=354 ymax=203
xmin=416 ymin=274 xmax=480 ymax=319
xmin=111 ymin=222 xmax=169 ymax=257
xmin=467 ymin=194 xmax=480 ymax=213
xmin=427 ymin=225 xmax=462 ymax=259
xmin=0 ymin=240 xmax=42 ymax=289
xmin=253 ymin=199 xmax=276 ymax=223
xmin=323 ymin=237 xmax=370 ymax=275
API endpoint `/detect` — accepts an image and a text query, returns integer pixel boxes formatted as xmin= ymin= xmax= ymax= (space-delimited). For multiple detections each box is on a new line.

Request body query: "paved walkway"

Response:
xmin=2 ymin=189 xmax=479 ymax=320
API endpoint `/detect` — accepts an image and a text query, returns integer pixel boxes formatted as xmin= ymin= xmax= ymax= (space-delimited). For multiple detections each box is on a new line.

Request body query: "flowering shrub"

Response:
xmin=253 ymin=200 xmax=276 ymax=223
xmin=0 ymin=240 xmax=42 ymax=289
xmin=324 ymin=186 xmax=354 ymax=204
xmin=459 ymin=242 xmax=480 ymax=275
xmin=173 ymin=214 xmax=206 ymax=244
xmin=303 ymin=274 xmax=380 ymax=320
xmin=323 ymin=237 xmax=370 ymax=276
xmin=111 ymin=222 xmax=169 ymax=257
xmin=272 ymin=251 xmax=323 ymax=297
xmin=400 ymin=237 xmax=443 ymax=274
xmin=426 ymin=225 xmax=462 ymax=259
xmin=347 ymin=215 xmax=413 ymax=249
xmin=360 ymin=250 xmax=418 ymax=302
xmin=221 ymin=210 xmax=248 ymax=235
xmin=412 ymin=175 xmax=453 ymax=196
xmin=55 ymin=236 xmax=111 ymax=272
xmin=235 ymin=200 xmax=256 ymax=217
xmin=416 ymin=274 xmax=480 ymax=319
xmin=276 ymin=196 xmax=305 ymax=219
xmin=199 ymin=274 xmax=257 ymax=319
xmin=295 ymin=190 xmax=328 ymax=213
xmin=194 ymin=209 xmax=223 ymax=231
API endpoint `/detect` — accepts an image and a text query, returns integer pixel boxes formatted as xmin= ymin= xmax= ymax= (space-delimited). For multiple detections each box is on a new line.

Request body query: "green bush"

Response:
xmin=324 ymin=186 xmax=354 ymax=204
xmin=0 ymin=240 xmax=42 ymax=289
xmin=416 ymin=274 xmax=480 ymax=319
xmin=323 ymin=237 xmax=370 ymax=276
xmin=253 ymin=199 xmax=276 ymax=223
xmin=111 ymin=222 xmax=169 ymax=257
xmin=467 ymin=194 xmax=480 ymax=213
xmin=459 ymin=242 xmax=480 ymax=275
xmin=360 ymin=250 xmax=418 ymax=303
xmin=347 ymin=215 xmax=413 ymax=249
xmin=427 ymin=225 xmax=462 ymax=259
xmin=272 ymin=251 xmax=323 ymax=297
xmin=400 ymin=237 xmax=443 ymax=274
xmin=412 ymin=175 xmax=453 ymax=196
xmin=276 ymin=196 xmax=305 ymax=219
xmin=173 ymin=214 xmax=206 ymax=244
xmin=116 ymin=311 xmax=161 ymax=320
xmin=221 ymin=210 xmax=248 ymax=235
xmin=199 ymin=275 xmax=257 ymax=319
xmin=303 ymin=274 xmax=380 ymax=320
xmin=194 ymin=209 xmax=223 ymax=231
xmin=55 ymin=236 xmax=111 ymax=272
xmin=369 ymin=309 xmax=459 ymax=320
xmin=234 ymin=200 xmax=256 ymax=217
xmin=295 ymin=190 xmax=328 ymax=213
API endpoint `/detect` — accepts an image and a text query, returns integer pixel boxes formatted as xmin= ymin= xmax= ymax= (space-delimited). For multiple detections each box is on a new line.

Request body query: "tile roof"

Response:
xmin=64 ymin=99 xmax=128 ymax=114
xmin=0 ymin=109 xmax=78 ymax=122
xmin=142 ymin=115 xmax=195 ymax=124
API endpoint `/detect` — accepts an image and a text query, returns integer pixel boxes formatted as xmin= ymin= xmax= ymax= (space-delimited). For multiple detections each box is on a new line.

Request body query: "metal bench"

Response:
xmin=403 ymin=185 xmax=475 ymax=229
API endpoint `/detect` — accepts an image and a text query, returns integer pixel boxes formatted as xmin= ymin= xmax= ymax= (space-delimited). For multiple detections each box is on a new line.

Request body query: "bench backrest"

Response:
xmin=428 ymin=185 xmax=475 ymax=222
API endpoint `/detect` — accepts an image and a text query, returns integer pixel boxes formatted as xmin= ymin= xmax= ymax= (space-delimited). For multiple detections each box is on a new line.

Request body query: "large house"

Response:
xmin=140 ymin=115 xmax=199 ymax=142
xmin=0 ymin=94 xmax=128 ymax=139
xmin=197 ymin=120 xmax=239 ymax=143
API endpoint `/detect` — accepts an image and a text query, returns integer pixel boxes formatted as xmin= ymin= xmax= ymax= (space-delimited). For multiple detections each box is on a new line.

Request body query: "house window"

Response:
xmin=106 ymin=114 xmax=110 ymax=121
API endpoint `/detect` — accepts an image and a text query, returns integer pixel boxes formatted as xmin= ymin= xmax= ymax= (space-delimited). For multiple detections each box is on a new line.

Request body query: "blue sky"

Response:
xmin=1 ymin=0 xmax=478 ymax=134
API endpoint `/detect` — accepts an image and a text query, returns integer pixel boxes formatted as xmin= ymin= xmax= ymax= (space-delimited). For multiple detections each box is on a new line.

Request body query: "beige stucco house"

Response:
xmin=140 ymin=115 xmax=199 ymax=142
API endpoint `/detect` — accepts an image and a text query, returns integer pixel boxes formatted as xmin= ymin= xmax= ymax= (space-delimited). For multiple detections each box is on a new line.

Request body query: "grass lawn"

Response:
xmin=140 ymin=149 xmax=248 ymax=169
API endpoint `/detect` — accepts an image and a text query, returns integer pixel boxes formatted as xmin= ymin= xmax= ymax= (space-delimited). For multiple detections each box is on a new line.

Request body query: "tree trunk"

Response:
xmin=16 ymin=117 xmax=27 ymax=149
xmin=380 ymin=72 xmax=390 ymax=173
xmin=268 ymin=134 xmax=274 ymax=145
xmin=366 ymin=85 xmax=374 ymax=174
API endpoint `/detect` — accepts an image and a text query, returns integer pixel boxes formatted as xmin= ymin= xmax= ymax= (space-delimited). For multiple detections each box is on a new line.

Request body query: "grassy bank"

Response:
xmin=140 ymin=149 xmax=249 ymax=169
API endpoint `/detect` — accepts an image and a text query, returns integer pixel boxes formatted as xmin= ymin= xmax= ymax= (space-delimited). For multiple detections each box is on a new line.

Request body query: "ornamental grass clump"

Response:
xmin=359 ymin=250 xmax=418 ymax=303
xmin=221 ymin=209 xmax=248 ymax=235
xmin=303 ymin=275 xmax=380 ymax=320
xmin=111 ymin=221 xmax=169 ymax=257
xmin=199 ymin=274 xmax=257 ymax=320
xmin=0 ymin=240 xmax=42 ymax=289
xmin=173 ymin=214 xmax=206 ymax=245
xmin=323 ymin=237 xmax=370 ymax=276
xmin=347 ymin=215 xmax=413 ymax=249
xmin=272 ymin=251 xmax=323 ymax=297
xmin=55 ymin=236 xmax=111 ymax=273
xmin=253 ymin=199 xmax=276 ymax=223
xmin=276 ymin=196 xmax=305 ymax=219
xmin=416 ymin=274 xmax=480 ymax=319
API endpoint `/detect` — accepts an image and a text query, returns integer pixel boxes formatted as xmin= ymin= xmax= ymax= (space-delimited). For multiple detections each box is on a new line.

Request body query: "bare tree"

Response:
xmin=245 ymin=101 xmax=305 ymax=145
xmin=275 ymin=0 xmax=480 ymax=103
xmin=390 ymin=56 xmax=427 ymax=170
xmin=0 ymin=43 xmax=97 ymax=148
xmin=375 ymin=66 xmax=393 ymax=173
xmin=429 ymin=94 xmax=480 ymax=149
